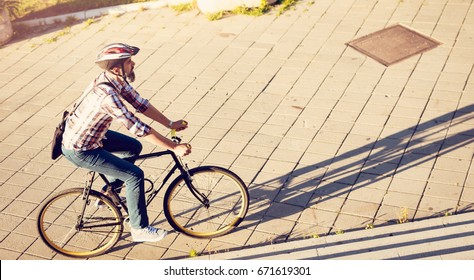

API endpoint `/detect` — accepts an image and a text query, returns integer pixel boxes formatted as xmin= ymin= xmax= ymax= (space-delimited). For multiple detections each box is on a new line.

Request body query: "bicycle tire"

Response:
xmin=164 ymin=166 xmax=249 ymax=238
xmin=37 ymin=188 xmax=124 ymax=258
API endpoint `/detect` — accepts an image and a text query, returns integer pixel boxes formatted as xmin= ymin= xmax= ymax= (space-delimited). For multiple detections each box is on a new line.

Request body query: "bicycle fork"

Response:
xmin=171 ymin=152 xmax=210 ymax=208
xmin=186 ymin=178 xmax=210 ymax=209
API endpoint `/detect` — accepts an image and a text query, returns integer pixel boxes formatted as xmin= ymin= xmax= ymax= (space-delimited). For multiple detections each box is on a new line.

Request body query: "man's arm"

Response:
xmin=142 ymin=104 xmax=191 ymax=157
xmin=143 ymin=127 xmax=191 ymax=156
xmin=143 ymin=103 xmax=188 ymax=131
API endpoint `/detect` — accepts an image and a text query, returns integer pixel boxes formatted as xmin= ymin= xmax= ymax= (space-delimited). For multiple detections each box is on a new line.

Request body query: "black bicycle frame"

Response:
xmin=97 ymin=150 xmax=209 ymax=213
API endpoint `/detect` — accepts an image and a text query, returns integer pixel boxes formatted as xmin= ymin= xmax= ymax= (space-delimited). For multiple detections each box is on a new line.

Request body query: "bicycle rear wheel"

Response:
xmin=164 ymin=166 xmax=249 ymax=238
xmin=37 ymin=188 xmax=123 ymax=258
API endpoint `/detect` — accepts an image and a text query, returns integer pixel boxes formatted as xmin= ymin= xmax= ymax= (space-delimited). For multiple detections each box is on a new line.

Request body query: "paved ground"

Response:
xmin=193 ymin=211 xmax=474 ymax=260
xmin=0 ymin=0 xmax=473 ymax=260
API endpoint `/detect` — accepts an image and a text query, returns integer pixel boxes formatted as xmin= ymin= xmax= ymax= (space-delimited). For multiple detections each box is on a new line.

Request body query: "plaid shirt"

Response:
xmin=62 ymin=72 xmax=151 ymax=151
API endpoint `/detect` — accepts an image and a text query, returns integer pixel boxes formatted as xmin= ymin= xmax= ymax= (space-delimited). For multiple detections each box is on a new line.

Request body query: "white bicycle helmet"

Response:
xmin=95 ymin=43 xmax=140 ymax=70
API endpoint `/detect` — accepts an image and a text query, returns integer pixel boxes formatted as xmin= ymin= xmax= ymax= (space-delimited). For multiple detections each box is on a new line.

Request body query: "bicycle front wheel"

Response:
xmin=37 ymin=188 xmax=123 ymax=258
xmin=164 ymin=166 xmax=249 ymax=238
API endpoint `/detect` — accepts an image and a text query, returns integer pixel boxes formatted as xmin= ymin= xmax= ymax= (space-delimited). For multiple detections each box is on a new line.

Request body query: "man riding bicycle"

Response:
xmin=61 ymin=43 xmax=192 ymax=242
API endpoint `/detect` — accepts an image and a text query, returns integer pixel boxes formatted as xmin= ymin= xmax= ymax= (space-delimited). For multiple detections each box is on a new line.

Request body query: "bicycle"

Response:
xmin=36 ymin=131 xmax=249 ymax=258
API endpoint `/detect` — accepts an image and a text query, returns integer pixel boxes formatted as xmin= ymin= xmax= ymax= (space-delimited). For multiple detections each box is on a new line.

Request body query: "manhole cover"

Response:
xmin=346 ymin=23 xmax=442 ymax=66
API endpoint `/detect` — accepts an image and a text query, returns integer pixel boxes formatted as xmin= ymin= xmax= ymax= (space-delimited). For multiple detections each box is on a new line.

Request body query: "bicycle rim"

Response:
xmin=164 ymin=166 xmax=249 ymax=238
xmin=37 ymin=188 xmax=123 ymax=258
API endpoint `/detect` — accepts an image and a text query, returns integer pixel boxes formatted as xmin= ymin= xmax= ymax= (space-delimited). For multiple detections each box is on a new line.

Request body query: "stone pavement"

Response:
xmin=193 ymin=211 xmax=474 ymax=260
xmin=0 ymin=0 xmax=473 ymax=260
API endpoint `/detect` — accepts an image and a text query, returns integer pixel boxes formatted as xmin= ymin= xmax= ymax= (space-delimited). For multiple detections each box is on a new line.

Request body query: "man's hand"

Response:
xmin=170 ymin=120 xmax=188 ymax=131
xmin=173 ymin=143 xmax=192 ymax=157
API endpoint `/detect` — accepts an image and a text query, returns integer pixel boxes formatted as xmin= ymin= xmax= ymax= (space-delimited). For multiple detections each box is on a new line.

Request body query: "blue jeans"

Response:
xmin=62 ymin=130 xmax=149 ymax=229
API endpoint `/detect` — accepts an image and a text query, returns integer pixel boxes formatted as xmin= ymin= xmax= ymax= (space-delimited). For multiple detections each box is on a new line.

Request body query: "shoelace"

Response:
xmin=144 ymin=226 xmax=158 ymax=234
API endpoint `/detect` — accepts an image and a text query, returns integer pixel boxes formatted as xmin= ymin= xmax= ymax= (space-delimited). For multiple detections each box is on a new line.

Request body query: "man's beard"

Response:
xmin=126 ymin=70 xmax=136 ymax=83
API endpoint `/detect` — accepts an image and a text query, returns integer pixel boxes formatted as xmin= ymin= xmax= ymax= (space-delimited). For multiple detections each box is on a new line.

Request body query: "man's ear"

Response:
xmin=109 ymin=66 xmax=122 ymax=76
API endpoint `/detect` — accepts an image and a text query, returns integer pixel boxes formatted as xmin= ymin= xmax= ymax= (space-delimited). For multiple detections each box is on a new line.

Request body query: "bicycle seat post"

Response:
xmin=82 ymin=171 xmax=95 ymax=198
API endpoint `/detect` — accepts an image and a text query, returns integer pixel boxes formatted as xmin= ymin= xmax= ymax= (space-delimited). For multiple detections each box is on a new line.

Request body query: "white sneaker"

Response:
xmin=131 ymin=226 xmax=168 ymax=242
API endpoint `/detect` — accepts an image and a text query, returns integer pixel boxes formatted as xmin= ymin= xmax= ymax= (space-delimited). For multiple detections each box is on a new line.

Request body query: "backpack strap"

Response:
xmin=69 ymin=81 xmax=116 ymax=117
xmin=96 ymin=81 xmax=115 ymax=89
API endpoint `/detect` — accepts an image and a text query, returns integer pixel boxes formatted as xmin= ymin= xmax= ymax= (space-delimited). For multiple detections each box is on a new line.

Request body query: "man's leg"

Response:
xmin=101 ymin=130 xmax=143 ymax=193
xmin=63 ymin=147 xmax=149 ymax=229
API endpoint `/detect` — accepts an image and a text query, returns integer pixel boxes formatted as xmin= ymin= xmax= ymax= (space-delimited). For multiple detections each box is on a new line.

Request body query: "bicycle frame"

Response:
xmin=85 ymin=149 xmax=208 ymax=218
xmin=135 ymin=150 xmax=209 ymax=208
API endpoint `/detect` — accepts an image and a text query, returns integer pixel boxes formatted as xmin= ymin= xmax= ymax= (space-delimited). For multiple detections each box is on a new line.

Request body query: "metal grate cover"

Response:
xmin=346 ymin=24 xmax=442 ymax=66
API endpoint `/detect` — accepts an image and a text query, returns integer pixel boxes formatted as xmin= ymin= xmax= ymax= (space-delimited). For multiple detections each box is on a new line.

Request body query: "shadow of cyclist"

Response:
xmin=244 ymin=103 xmax=474 ymax=237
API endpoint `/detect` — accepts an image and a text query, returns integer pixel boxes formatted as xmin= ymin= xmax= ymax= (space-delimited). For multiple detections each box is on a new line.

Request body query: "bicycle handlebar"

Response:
xmin=170 ymin=121 xmax=187 ymax=145
xmin=171 ymin=129 xmax=182 ymax=144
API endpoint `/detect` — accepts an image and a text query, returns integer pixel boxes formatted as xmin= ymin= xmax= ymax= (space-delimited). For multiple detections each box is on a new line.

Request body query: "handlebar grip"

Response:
xmin=171 ymin=121 xmax=187 ymax=144
xmin=171 ymin=129 xmax=181 ymax=144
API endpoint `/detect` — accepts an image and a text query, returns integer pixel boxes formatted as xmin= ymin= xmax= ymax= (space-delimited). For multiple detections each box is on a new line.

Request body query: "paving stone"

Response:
xmin=418 ymin=196 xmax=459 ymax=214
xmin=383 ymin=191 xmax=422 ymax=210
xmin=332 ymin=213 xmax=373 ymax=233
xmin=0 ymin=248 xmax=22 ymax=260
xmin=269 ymin=148 xmax=305 ymax=164
xmin=347 ymin=185 xmax=386 ymax=204
xmin=309 ymin=194 xmax=347 ymax=213
xmin=341 ymin=199 xmax=379 ymax=218
xmin=5 ymin=172 xmax=39 ymax=187
xmin=429 ymin=168 xmax=467 ymax=186
xmin=424 ymin=181 xmax=463 ymax=200
xmin=265 ymin=201 xmax=304 ymax=222
xmin=126 ymin=243 xmax=168 ymax=260
xmin=460 ymin=187 xmax=474 ymax=203
xmin=284 ymin=175 xmax=320 ymax=193
xmin=254 ymin=216 xmax=296 ymax=236
xmin=2 ymin=200 xmax=38 ymax=219
xmin=241 ymin=144 xmax=275 ymax=159
xmin=375 ymin=204 xmax=414 ymax=225
xmin=0 ymin=232 xmax=36 ymax=253
xmin=260 ymin=159 xmax=296 ymax=176
xmin=275 ymin=188 xmax=313 ymax=207
xmin=16 ymin=187 xmax=52 ymax=204
xmin=394 ymin=166 xmax=432 ymax=182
